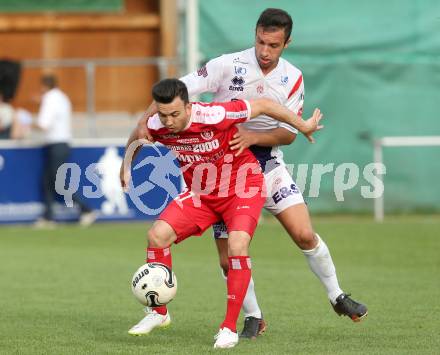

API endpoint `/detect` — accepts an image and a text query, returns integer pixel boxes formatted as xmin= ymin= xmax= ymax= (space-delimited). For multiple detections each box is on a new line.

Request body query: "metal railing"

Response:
xmin=373 ymin=136 xmax=440 ymax=221
xmin=22 ymin=57 xmax=179 ymax=136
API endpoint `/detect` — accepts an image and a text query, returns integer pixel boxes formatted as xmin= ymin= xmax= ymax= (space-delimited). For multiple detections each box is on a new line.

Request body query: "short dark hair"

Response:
xmin=152 ymin=79 xmax=189 ymax=104
xmin=256 ymin=8 xmax=293 ymax=43
xmin=41 ymin=74 xmax=57 ymax=89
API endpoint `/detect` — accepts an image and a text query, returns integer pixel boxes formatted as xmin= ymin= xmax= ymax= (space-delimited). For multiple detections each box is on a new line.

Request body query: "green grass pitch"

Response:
xmin=1 ymin=216 xmax=439 ymax=354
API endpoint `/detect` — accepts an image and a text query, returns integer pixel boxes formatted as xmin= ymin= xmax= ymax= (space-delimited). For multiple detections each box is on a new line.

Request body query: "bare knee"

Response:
xmin=228 ymin=231 xmax=250 ymax=256
xmin=147 ymin=228 xmax=164 ymax=247
xmin=276 ymin=204 xmax=318 ymax=250
xmin=147 ymin=222 xmax=175 ymax=248
xmin=292 ymin=229 xmax=317 ymax=250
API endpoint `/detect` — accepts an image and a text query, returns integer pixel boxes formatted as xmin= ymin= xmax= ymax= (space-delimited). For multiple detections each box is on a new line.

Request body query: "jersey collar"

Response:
xmin=251 ymin=46 xmax=282 ymax=78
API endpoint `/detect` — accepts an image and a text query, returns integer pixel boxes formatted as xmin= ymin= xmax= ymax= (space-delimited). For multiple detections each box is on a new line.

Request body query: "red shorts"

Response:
xmin=158 ymin=187 xmax=265 ymax=244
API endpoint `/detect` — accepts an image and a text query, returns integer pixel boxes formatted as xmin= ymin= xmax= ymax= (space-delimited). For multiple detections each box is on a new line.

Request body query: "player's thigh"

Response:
xmin=275 ymin=203 xmax=316 ymax=249
xmin=159 ymin=194 xmax=218 ymax=244
xmin=228 ymin=230 xmax=251 ymax=256
xmin=263 ymin=165 xmax=304 ymax=215
xmin=148 ymin=219 xmax=178 ymax=247
xmin=221 ymin=193 xmax=265 ymax=239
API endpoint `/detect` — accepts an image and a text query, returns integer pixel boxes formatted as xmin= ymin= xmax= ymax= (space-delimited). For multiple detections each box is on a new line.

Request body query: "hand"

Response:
xmin=302 ymin=108 xmax=324 ymax=143
xmin=119 ymin=162 xmax=131 ymax=192
xmin=137 ymin=102 xmax=158 ymax=142
xmin=229 ymin=126 xmax=258 ymax=156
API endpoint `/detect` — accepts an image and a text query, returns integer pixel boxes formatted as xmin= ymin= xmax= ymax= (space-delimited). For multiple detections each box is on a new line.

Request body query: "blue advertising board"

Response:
xmin=0 ymin=140 xmax=181 ymax=224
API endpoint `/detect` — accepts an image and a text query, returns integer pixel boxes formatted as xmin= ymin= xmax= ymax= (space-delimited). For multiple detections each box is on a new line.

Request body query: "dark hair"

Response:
xmin=41 ymin=74 xmax=57 ymax=89
xmin=152 ymin=78 xmax=189 ymax=104
xmin=256 ymin=8 xmax=293 ymax=43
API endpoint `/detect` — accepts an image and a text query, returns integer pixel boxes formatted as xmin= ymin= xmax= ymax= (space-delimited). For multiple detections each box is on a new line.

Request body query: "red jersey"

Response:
xmin=148 ymin=99 xmax=262 ymax=197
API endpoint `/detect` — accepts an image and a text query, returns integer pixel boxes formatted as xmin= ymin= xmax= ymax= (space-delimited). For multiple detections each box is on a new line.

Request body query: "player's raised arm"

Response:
xmin=180 ymin=55 xmax=225 ymax=98
xmin=248 ymin=98 xmax=324 ymax=143
xmin=120 ymin=111 xmax=156 ymax=190
xmin=229 ymin=126 xmax=296 ymax=156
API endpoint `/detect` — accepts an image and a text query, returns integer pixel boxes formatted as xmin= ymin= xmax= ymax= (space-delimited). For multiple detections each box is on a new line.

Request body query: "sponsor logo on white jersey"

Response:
xmin=197 ymin=65 xmax=208 ymax=77
xmin=229 ymin=76 xmax=245 ymax=92
xmin=233 ymin=57 xmax=249 ymax=65
xmin=234 ymin=66 xmax=247 ymax=75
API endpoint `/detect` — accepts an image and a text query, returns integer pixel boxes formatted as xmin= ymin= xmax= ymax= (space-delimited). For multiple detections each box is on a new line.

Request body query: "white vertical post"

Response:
xmin=373 ymin=139 xmax=384 ymax=222
xmin=186 ymin=0 xmax=199 ymax=74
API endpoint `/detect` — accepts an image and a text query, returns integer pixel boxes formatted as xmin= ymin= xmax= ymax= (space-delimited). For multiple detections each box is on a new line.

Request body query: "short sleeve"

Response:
xmin=37 ymin=95 xmax=54 ymax=130
xmin=215 ymin=99 xmax=251 ymax=130
xmin=190 ymin=100 xmax=251 ymax=131
xmin=278 ymin=75 xmax=305 ymax=134
xmin=146 ymin=113 xmax=165 ymax=134
xmin=180 ymin=55 xmax=225 ymax=97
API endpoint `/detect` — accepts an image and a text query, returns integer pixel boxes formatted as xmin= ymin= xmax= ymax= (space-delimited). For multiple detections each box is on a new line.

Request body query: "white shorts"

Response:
xmin=263 ymin=164 xmax=304 ymax=215
xmin=212 ymin=164 xmax=304 ymax=239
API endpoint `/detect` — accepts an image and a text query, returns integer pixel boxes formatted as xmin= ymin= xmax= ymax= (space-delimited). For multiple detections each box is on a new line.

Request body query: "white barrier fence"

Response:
xmin=373 ymin=136 xmax=440 ymax=222
xmin=22 ymin=57 xmax=179 ymax=136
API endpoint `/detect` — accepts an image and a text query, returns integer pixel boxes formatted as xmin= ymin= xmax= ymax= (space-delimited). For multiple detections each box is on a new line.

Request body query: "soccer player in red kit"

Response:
xmin=121 ymin=78 xmax=322 ymax=349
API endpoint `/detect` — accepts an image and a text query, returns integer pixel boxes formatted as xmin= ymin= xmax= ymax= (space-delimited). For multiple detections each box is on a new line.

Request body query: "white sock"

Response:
xmin=221 ymin=269 xmax=262 ymax=319
xmin=241 ymin=277 xmax=262 ymax=318
xmin=302 ymin=234 xmax=343 ymax=304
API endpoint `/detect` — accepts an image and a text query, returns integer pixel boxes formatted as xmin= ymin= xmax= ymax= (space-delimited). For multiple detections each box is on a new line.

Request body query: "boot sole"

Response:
xmin=128 ymin=319 xmax=171 ymax=336
xmin=351 ymin=311 xmax=368 ymax=323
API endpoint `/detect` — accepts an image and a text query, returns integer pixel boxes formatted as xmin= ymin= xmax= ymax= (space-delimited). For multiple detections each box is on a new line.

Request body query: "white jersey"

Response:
xmin=180 ymin=47 xmax=304 ymax=172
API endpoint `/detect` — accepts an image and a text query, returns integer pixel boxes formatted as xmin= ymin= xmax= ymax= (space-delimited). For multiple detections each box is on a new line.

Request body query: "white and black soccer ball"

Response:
xmin=131 ymin=263 xmax=177 ymax=307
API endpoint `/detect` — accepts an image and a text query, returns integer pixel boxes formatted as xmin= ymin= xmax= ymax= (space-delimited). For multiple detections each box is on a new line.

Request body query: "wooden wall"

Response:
xmin=0 ymin=0 xmax=177 ymax=113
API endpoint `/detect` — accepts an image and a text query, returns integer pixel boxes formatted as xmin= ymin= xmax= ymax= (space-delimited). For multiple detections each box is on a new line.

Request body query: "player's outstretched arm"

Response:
xmin=248 ymin=98 xmax=324 ymax=143
xmin=229 ymin=126 xmax=296 ymax=156
xmin=120 ymin=101 xmax=159 ymax=189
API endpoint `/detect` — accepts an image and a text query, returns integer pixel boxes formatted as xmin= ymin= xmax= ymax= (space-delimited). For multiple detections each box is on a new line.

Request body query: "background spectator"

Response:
xmin=33 ymin=74 xmax=96 ymax=228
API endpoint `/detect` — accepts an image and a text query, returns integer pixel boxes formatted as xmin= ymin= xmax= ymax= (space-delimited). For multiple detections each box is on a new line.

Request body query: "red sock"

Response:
xmin=220 ymin=256 xmax=252 ymax=332
xmin=146 ymin=246 xmax=172 ymax=315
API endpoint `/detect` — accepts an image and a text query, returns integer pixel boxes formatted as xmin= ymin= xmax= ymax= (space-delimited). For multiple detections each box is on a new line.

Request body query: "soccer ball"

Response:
xmin=131 ymin=263 xmax=177 ymax=307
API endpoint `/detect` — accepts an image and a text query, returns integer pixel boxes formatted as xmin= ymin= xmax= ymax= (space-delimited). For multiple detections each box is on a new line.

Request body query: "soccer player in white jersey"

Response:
xmin=131 ymin=8 xmax=367 ymax=338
